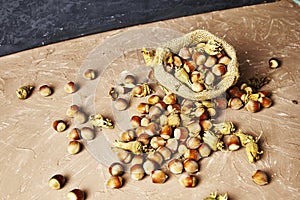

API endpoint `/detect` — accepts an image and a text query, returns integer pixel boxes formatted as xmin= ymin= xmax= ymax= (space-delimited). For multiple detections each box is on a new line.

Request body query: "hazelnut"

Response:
xmin=80 ymin=127 xmax=95 ymax=140
xmin=141 ymin=117 xmax=150 ymax=127
xmin=49 ymin=174 xmax=66 ymax=190
xmin=119 ymin=130 xmax=135 ymax=142
xmin=168 ymin=159 xmax=184 ymax=174
xmin=198 ymin=143 xmax=212 ymax=157
xmin=107 ymin=176 xmax=123 ymax=189
xmin=167 ymin=104 xmax=181 ymax=114
xmin=147 ymin=95 xmax=161 ymax=105
xmin=150 ymin=136 xmax=166 ymax=149
xmin=66 ymin=105 xmax=80 ymax=117
xmin=151 ymin=170 xmax=168 ymax=184
xmin=200 ymin=120 xmax=213 ymax=131
xmin=258 ymin=96 xmax=273 ymax=108
xmin=183 ymin=159 xmax=199 ymax=174
xmin=143 ymin=159 xmax=159 ymax=175
xmin=131 ymin=154 xmax=144 ymax=165
xmin=193 ymin=52 xmax=206 ymax=65
xmin=186 ymin=137 xmax=201 ymax=149
xmin=205 ymin=71 xmax=215 ymax=85
xmin=115 ymin=149 xmax=132 ymax=164
xmin=223 ymin=135 xmax=240 ymax=151
xmin=114 ymin=98 xmax=129 ymax=111
xmin=214 ymin=97 xmax=228 ymax=109
xmin=207 ymin=107 xmax=217 ymax=117
xmin=183 ymin=61 xmax=196 ymax=73
xmin=145 ymin=122 xmax=158 ymax=135
xmin=64 ymin=81 xmax=77 ymax=94
xmin=157 ymin=146 xmax=172 ymax=161
xmin=73 ymin=111 xmax=87 ymax=124
xmin=53 ymin=120 xmax=67 ymax=132
xmin=39 ymin=85 xmax=52 ymax=97
xmin=165 ymin=138 xmax=178 ymax=153
xmin=245 ymin=100 xmax=261 ymax=113
xmin=137 ymin=103 xmax=150 ymax=114
xmin=228 ymin=86 xmax=244 ymax=98
xmin=269 ymin=58 xmax=280 ymax=69
xmin=191 ymin=82 xmax=205 ymax=92
xmin=178 ymin=142 xmax=188 ymax=155
xmin=130 ymin=115 xmax=141 ymax=128
xmin=131 ymin=85 xmax=143 ymax=96
xmin=147 ymin=151 xmax=164 ymax=165
xmin=130 ymin=164 xmax=145 ymax=180
xmin=179 ymin=174 xmax=198 ymax=187
xmin=183 ymin=149 xmax=201 ymax=161
xmin=123 ymin=74 xmax=136 ymax=85
xmin=186 ymin=121 xmax=201 ymax=136
xmin=83 ymin=69 xmax=96 ymax=80
xmin=212 ymin=63 xmax=227 ymax=76
xmin=190 ymin=71 xmax=201 ymax=83
xmin=204 ymin=56 xmax=217 ymax=68
xmin=174 ymin=127 xmax=189 ymax=141
xmin=173 ymin=55 xmax=183 ymax=67
xmin=228 ymin=97 xmax=244 ymax=110
xmin=163 ymin=93 xmax=177 ymax=105
xmin=155 ymin=101 xmax=167 ymax=110
xmin=67 ymin=128 xmax=80 ymax=140
xmin=67 ymin=140 xmax=81 ymax=155
xmin=67 ymin=189 xmax=85 ymax=200
xmin=109 ymin=162 xmax=124 ymax=176
xmin=137 ymin=133 xmax=150 ymax=145
xmin=159 ymin=125 xmax=173 ymax=140
xmin=252 ymin=170 xmax=269 ymax=186
xmin=218 ymin=56 xmax=231 ymax=65
xmin=178 ymin=47 xmax=192 ymax=59
xmin=148 ymin=105 xmax=162 ymax=120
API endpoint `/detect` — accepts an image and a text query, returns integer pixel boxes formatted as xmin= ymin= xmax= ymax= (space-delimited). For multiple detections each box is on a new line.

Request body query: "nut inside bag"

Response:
xmin=142 ymin=29 xmax=239 ymax=101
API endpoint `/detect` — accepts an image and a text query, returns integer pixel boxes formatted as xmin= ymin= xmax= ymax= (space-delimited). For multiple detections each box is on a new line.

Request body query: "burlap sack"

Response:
xmin=145 ymin=30 xmax=239 ymax=101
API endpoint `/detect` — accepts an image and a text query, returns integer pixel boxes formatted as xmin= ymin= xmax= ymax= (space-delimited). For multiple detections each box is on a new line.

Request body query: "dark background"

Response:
xmin=0 ymin=0 xmax=275 ymax=56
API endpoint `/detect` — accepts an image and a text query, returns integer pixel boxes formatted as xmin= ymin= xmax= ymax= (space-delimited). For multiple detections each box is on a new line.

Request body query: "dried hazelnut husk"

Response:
xmin=67 ymin=189 xmax=85 ymax=200
xmin=168 ymin=159 xmax=183 ymax=174
xmin=109 ymin=162 xmax=124 ymax=176
xmin=39 ymin=85 xmax=53 ymax=97
xmin=130 ymin=164 xmax=145 ymax=180
xmin=53 ymin=120 xmax=67 ymax=132
xmin=151 ymin=170 xmax=168 ymax=184
xmin=252 ymin=170 xmax=269 ymax=186
xmin=16 ymin=85 xmax=34 ymax=99
xmin=64 ymin=81 xmax=77 ymax=94
xmin=107 ymin=176 xmax=123 ymax=189
xmin=83 ymin=69 xmax=96 ymax=80
xmin=67 ymin=140 xmax=81 ymax=155
xmin=49 ymin=174 xmax=66 ymax=190
xmin=179 ymin=174 xmax=198 ymax=187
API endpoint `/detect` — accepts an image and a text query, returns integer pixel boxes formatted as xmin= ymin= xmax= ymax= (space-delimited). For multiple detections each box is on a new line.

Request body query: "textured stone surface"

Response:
xmin=0 ymin=0 xmax=275 ymax=56
xmin=0 ymin=0 xmax=299 ymax=199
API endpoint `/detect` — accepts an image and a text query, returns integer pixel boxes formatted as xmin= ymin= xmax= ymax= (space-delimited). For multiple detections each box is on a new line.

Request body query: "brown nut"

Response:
xmin=212 ymin=63 xmax=227 ymax=76
xmin=137 ymin=103 xmax=150 ymax=114
xmin=131 ymin=154 xmax=145 ymax=165
xmin=218 ymin=55 xmax=231 ymax=65
xmin=107 ymin=176 xmax=123 ymax=189
xmin=115 ymin=149 xmax=133 ymax=164
xmin=223 ymin=135 xmax=241 ymax=151
xmin=73 ymin=111 xmax=87 ymax=124
xmin=83 ymin=69 xmax=96 ymax=80
xmin=109 ymin=162 xmax=124 ymax=176
xmin=183 ymin=159 xmax=199 ymax=174
xmin=130 ymin=164 xmax=145 ymax=180
xmin=80 ymin=127 xmax=95 ymax=140
xmin=163 ymin=93 xmax=177 ymax=105
xmin=119 ymin=130 xmax=135 ymax=142
xmin=168 ymin=159 xmax=183 ymax=174
xmin=269 ymin=58 xmax=280 ymax=69
xmin=130 ymin=115 xmax=141 ymax=128
xmin=157 ymin=146 xmax=172 ymax=161
xmin=49 ymin=174 xmax=66 ymax=190
xmin=151 ymin=170 xmax=168 ymax=184
xmin=174 ymin=127 xmax=189 ymax=141
xmin=147 ymin=95 xmax=161 ymax=105
xmin=245 ymin=100 xmax=261 ymax=112
xmin=67 ymin=189 xmax=85 ymax=200
xmin=159 ymin=125 xmax=173 ymax=140
xmin=252 ymin=170 xmax=269 ymax=186
xmin=186 ymin=137 xmax=202 ymax=149
xmin=228 ymin=97 xmax=244 ymax=110
xmin=183 ymin=149 xmax=201 ymax=161
xmin=179 ymin=174 xmax=198 ymax=187
xmin=165 ymin=138 xmax=179 ymax=153
xmin=179 ymin=47 xmax=192 ymax=59
xmin=67 ymin=128 xmax=80 ymax=140
xmin=258 ymin=96 xmax=273 ymax=108
xmin=67 ymin=140 xmax=81 ymax=155
xmin=147 ymin=151 xmax=164 ymax=165
xmin=143 ymin=159 xmax=159 ymax=175
xmin=150 ymin=136 xmax=166 ymax=149
xmin=199 ymin=120 xmax=213 ymax=131
xmin=198 ymin=143 xmax=212 ymax=157
xmin=39 ymin=85 xmax=53 ymax=97
xmin=204 ymin=56 xmax=217 ymax=68
xmin=53 ymin=120 xmax=67 ymax=132
xmin=137 ymin=133 xmax=150 ymax=145
xmin=66 ymin=105 xmax=80 ymax=117
xmin=64 ymin=81 xmax=77 ymax=94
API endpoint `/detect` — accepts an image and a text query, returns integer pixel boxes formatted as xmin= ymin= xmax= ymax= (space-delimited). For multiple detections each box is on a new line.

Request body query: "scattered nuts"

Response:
xmin=269 ymin=58 xmax=280 ymax=69
xmin=184 ymin=149 xmax=201 ymax=161
xmin=83 ymin=69 xmax=96 ymax=80
xmin=67 ymin=140 xmax=81 ymax=154
xmin=223 ymin=135 xmax=240 ymax=151
xmin=49 ymin=174 xmax=66 ymax=190
xmin=252 ymin=170 xmax=269 ymax=186
xmin=64 ymin=81 xmax=77 ymax=94
xmin=39 ymin=85 xmax=52 ymax=96
xmin=53 ymin=120 xmax=67 ymax=132
xmin=245 ymin=100 xmax=261 ymax=113
xmin=16 ymin=85 xmax=34 ymax=99
xmin=151 ymin=170 xmax=168 ymax=184
xmin=114 ymin=98 xmax=129 ymax=111
xmin=258 ymin=96 xmax=273 ymax=108
xmin=80 ymin=127 xmax=95 ymax=140
xmin=67 ymin=189 xmax=85 ymax=200
xmin=179 ymin=174 xmax=198 ymax=187
xmin=109 ymin=162 xmax=124 ymax=176
xmin=143 ymin=159 xmax=158 ymax=175
xmin=107 ymin=176 xmax=123 ymax=189
xmin=115 ymin=148 xmax=133 ymax=164
xmin=67 ymin=128 xmax=80 ymax=140
xmin=228 ymin=97 xmax=243 ymax=110
xmin=130 ymin=164 xmax=145 ymax=180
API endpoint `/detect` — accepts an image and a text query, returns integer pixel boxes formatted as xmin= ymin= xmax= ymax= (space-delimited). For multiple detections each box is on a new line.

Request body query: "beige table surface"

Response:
xmin=0 ymin=0 xmax=300 ymax=199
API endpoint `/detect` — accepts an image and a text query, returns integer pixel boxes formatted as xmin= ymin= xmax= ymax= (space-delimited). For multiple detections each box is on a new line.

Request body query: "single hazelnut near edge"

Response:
xmin=67 ymin=189 xmax=85 ymax=200
xmin=39 ymin=85 xmax=52 ymax=97
xmin=83 ymin=69 xmax=96 ymax=80
xmin=64 ymin=81 xmax=77 ymax=94
xmin=49 ymin=174 xmax=66 ymax=190
xmin=53 ymin=120 xmax=67 ymax=132
xmin=269 ymin=58 xmax=280 ymax=69
xmin=67 ymin=140 xmax=81 ymax=155
xmin=252 ymin=170 xmax=269 ymax=186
